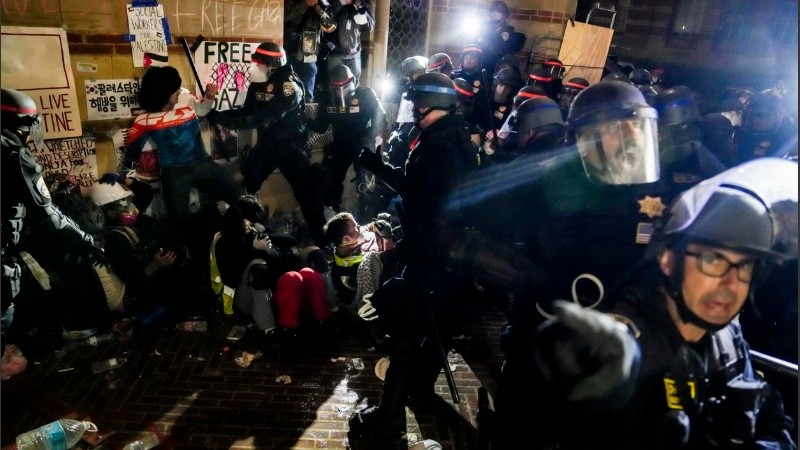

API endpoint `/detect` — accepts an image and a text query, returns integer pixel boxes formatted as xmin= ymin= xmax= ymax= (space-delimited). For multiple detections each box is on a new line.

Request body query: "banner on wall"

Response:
xmin=126 ymin=3 xmax=169 ymax=67
xmin=85 ymin=79 xmax=142 ymax=121
xmin=0 ymin=26 xmax=83 ymax=139
xmin=194 ymin=41 xmax=256 ymax=111
xmin=30 ymin=136 xmax=98 ymax=189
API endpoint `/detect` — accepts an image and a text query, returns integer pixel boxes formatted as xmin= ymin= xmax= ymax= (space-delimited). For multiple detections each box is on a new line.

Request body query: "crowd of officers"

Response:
xmin=1 ymin=0 xmax=798 ymax=447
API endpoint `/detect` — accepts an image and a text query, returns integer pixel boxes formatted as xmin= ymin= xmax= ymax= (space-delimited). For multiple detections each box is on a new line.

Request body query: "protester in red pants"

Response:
xmin=274 ymin=266 xmax=331 ymax=329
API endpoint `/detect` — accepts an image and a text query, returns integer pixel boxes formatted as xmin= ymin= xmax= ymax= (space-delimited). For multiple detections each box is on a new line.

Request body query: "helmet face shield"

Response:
xmin=491 ymin=81 xmax=515 ymax=105
xmin=575 ymin=116 xmax=660 ymax=185
xmin=331 ymin=82 xmax=355 ymax=108
xmin=28 ymin=116 xmax=45 ymax=150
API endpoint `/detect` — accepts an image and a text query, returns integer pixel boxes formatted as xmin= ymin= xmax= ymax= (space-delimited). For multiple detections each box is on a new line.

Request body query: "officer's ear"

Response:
xmin=658 ymin=248 xmax=676 ymax=277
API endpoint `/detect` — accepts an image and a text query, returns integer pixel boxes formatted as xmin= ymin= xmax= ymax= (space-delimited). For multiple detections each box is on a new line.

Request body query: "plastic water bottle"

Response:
xmin=176 ymin=320 xmax=207 ymax=332
xmin=15 ymin=419 xmax=97 ymax=449
xmin=91 ymin=357 xmax=127 ymax=374
xmin=83 ymin=333 xmax=115 ymax=346
xmin=122 ymin=431 xmax=159 ymax=450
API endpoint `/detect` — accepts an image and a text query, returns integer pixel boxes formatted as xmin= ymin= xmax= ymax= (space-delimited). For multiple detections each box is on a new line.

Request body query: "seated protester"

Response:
xmin=214 ymin=195 xmax=335 ymax=358
xmin=90 ymin=177 xmax=197 ymax=321
xmin=323 ymin=212 xmax=396 ymax=316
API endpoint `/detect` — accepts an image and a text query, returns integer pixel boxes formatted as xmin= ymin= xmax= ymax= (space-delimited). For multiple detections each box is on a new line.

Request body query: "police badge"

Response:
xmin=637 ymin=195 xmax=666 ymax=219
xmin=283 ymin=82 xmax=295 ymax=96
xmin=501 ymin=31 xmax=510 ymax=41
xmin=266 ymin=84 xmax=274 ymax=93
xmin=350 ymin=97 xmax=359 ymax=106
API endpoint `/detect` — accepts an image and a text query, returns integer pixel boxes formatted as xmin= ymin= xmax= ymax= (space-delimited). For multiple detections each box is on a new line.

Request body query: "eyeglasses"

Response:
xmin=684 ymin=250 xmax=760 ymax=283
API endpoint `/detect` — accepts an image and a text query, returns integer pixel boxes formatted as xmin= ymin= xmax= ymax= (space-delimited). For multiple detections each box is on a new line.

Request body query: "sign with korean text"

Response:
xmin=0 ymin=26 xmax=82 ymax=139
xmin=85 ymin=79 xmax=142 ymax=121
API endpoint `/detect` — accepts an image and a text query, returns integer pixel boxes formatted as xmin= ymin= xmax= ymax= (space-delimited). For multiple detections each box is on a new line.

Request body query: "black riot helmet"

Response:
xmin=515 ymin=97 xmax=565 ymax=134
xmin=252 ymin=42 xmax=287 ymax=68
xmin=1 ymin=88 xmax=44 ymax=148
xmin=526 ymin=67 xmax=553 ymax=88
xmin=489 ymin=0 xmax=510 ymax=19
xmin=543 ymin=58 xmax=565 ymax=79
xmin=459 ymin=44 xmax=483 ymax=75
xmin=743 ymin=93 xmax=784 ymax=135
xmin=406 ymin=72 xmax=457 ymax=110
xmin=513 ymin=85 xmax=549 ymax=109
xmin=652 ymin=85 xmax=701 ymax=127
xmin=567 ymin=80 xmax=660 ymax=185
xmin=453 ymin=78 xmax=476 ymax=108
xmin=629 ymin=68 xmax=652 ymax=86
xmin=426 ymin=53 xmax=454 ymax=75
xmin=602 ymin=71 xmax=632 ymax=83
xmin=650 ymin=158 xmax=797 ymax=330
xmin=491 ymin=68 xmax=523 ymax=105
xmin=558 ymin=77 xmax=589 ymax=111
xmin=329 ymin=64 xmax=356 ymax=107
xmin=401 ymin=56 xmax=429 ymax=82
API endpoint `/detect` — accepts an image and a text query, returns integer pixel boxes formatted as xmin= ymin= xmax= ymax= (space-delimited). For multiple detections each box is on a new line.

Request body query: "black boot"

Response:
xmin=348 ymin=353 xmax=409 ymax=435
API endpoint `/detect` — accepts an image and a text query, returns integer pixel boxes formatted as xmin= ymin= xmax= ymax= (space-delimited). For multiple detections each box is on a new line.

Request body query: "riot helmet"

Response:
xmin=489 ymin=0 xmax=510 ymax=22
xmin=743 ymin=93 xmax=784 ymax=135
xmin=602 ymin=72 xmax=631 ymax=83
xmin=406 ymin=73 xmax=457 ymax=110
xmin=628 ymin=68 xmax=652 ymax=86
xmin=558 ymin=77 xmax=589 ymax=111
xmin=459 ymin=45 xmax=483 ymax=75
xmin=526 ymin=67 xmax=553 ymax=88
xmin=567 ymin=80 xmax=660 ymax=185
xmin=515 ymin=97 xmax=565 ymax=135
xmin=491 ymin=68 xmax=523 ymax=105
xmin=252 ymin=42 xmax=287 ymax=68
xmin=652 ymin=86 xmax=701 ymax=127
xmin=650 ymin=158 xmax=797 ymax=330
xmin=493 ymin=54 xmax=521 ymax=78
xmin=401 ymin=56 xmax=429 ymax=83
xmin=426 ymin=53 xmax=454 ymax=76
xmin=453 ymin=78 xmax=476 ymax=108
xmin=1 ymin=88 xmax=44 ymax=149
xmin=329 ymin=64 xmax=356 ymax=108
xmin=513 ymin=85 xmax=548 ymax=109
xmin=249 ymin=42 xmax=286 ymax=83
xmin=543 ymin=58 xmax=565 ymax=79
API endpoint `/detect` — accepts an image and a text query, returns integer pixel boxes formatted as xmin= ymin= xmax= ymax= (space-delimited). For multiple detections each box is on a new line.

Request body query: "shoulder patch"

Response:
xmin=283 ymin=81 xmax=296 ymax=97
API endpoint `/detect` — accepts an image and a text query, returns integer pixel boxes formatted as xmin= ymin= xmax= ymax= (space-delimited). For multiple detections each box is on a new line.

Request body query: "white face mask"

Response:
xmin=248 ymin=63 xmax=270 ymax=83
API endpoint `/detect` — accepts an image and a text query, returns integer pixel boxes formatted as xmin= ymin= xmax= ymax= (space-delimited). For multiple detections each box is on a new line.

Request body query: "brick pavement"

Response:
xmin=1 ymin=296 xmax=506 ymax=450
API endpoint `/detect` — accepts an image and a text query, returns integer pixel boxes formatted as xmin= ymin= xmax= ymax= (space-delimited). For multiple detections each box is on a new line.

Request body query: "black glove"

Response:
xmin=205 ymin=108 xmax=220 ymax=122
xmin=99 ymin=172 xmax=126 ymax=185
xmin=371 ymin=220 xmax=392 ymax=238
xmin=531 ymin=301 xmax=640 ymax=406
xmin=358 ymin=145 xmax=383 ymax=173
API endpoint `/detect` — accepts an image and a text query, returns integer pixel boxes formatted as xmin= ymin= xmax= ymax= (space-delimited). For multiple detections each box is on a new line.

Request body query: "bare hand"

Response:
xmin=204 ymin=83 xmax=218 ymax=101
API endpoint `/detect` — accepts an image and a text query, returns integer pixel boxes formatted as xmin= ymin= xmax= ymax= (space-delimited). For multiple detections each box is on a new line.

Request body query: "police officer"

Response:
xmin=557 ymin=76 xmax=589 ymax=119
xmin=309 ymin=64 xmax=387 ymax=212
xmin=284 ymin=0 xmax=337 ymax=101
xmin=349 ymin=73 xmax=479 ymax=434
xmin=496 ymin=84 xmax=549 ymax=151
xmin=629 ymin=67 xmax=659 ymax=104
xmin=477 ymin=1 xmax=526 ymax=75
xmin=450 ymin=44 xmax=484 ymax=87
xmin=526 ymin=158 xmax=798 ymax=449
xmin=212 ymin=42 xmax=327 ymax=247
xmin=541 ymin=57 xmax=565 ymax=102
xmin=651 ymin=85 xmax=726 ymax=185
xmin=734 ymin=92 xmax=798 ymax=163
xmin=509 ymin=97 xmax=565 ymax=157
xmin=472 ymin=67 xmax=522 ymax=146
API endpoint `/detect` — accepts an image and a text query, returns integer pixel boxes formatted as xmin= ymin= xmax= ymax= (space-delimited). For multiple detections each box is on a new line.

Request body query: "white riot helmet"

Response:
xmin=89 ymin=182 xmax=133 ymax=207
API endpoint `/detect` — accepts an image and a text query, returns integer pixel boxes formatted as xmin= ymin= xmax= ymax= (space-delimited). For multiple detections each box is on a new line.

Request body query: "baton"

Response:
xmin=420 ymin=286 xmax=460 ymax=404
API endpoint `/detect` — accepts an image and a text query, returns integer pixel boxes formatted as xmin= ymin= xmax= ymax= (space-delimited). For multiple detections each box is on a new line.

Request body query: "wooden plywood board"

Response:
xmin=0 ymin=0 xmax=62 ymax=27
xmin=558 ymin=21 xmax=614 ymax=85
xmin=161 ymin=0 xmax=283 ymax=40
xmin=61 ymin=0 xmax=129 ymax=34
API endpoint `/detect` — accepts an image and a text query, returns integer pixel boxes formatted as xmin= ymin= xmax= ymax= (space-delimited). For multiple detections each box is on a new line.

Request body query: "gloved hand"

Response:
xmin=358 ymin=145 xmax=383 ymax=172
xmin=99 ymin=172 xmax=126 ymax=185
xmin=253 ymin=234 xmax=272 ymax=251
xmin=205 ymin=108 xmax=220 ymax=122
xmin=370 ymin=220 xmax=392 ymax=238
xmin=531 ymin=300 xmax=640 ymax=405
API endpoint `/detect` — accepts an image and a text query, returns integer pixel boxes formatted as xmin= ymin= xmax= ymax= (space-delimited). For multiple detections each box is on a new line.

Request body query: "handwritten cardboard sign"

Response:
xmin=126 ymin=3 xmax=169 ymax=67
xmin=1 ymin=25 xmax=83 ymax=139
xmin=194 ymin=41 xmax=256 ymax=111
xmin=30 ymin=136 xmax=98 ymax=188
